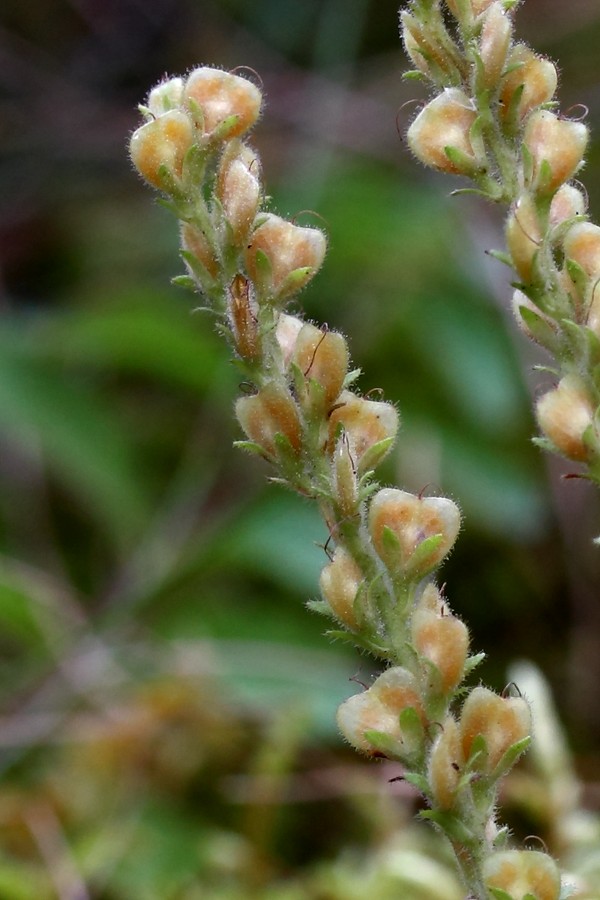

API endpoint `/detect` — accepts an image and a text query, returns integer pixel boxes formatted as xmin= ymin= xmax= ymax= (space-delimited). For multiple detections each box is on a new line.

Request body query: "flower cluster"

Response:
xmin=402 ymin=0 xmax=600 ymax=480
xmin=130 ymin=62 xmax=555 ymax=899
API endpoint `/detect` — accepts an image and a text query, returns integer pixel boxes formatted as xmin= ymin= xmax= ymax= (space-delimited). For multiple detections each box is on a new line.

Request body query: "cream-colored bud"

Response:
xmin=407 ymin=89 xmax=479 ymax=175
xmin=480 ymin=3 xmax=512 ymax=89
xmin=184 ymin=67 xmax=262 ymax=138
xmin=460 ymin=687 xmax=531 ymax=772
xmin=129 ymin=110 xmax=194 ymax=189
xmin=525 ymin=110 xmax=588 ymax=194
xmin=217 ymin=143 xmax=261 ymax=245
xmin=328 ymin=392 xmax=398 ymax=470
xmin=505 ymin=193 xmax=541 ymax=284
xmin=319 ymin=547 xmax=363 ymax=629
xmin=412 ymin=605 xmax=469 ymax=693
xmin=536 ymin=374 xmax=596 ymax=462
xmin=147 ymin=77 xmax=184 ymax=116
xmin=483 ymin=851 xmax=561 ymax=900
xmin=428 ymin=717 xmax=463 ymax=810
xmin=245 ymin=214 xmax=327 ymax=299
xmin=180 ymin=222 xmax=219 ymax=280
xmin=332 ymin=432 xmax=359 ymax=517
xmin=235 ymin=382 xmax=302 ymax=458
xmin=275 ymin=314 xmax=304 ymax=367
xmin=368 ymin=488 xmax=461 ymax=578
xmin=549 ymin=184 xmax=587 ymax=228
xmin=500 ymin=45 xmax=557 ymax=123
xmin=293 ymin=324 xmax=349 ymax=407
xmin=563 ymin=222 xmax=600 ymax=279
xmin=337 ymin=667 xmax=423 ymax=757
xmin=228 ymin=274 xmax=260 ymax=361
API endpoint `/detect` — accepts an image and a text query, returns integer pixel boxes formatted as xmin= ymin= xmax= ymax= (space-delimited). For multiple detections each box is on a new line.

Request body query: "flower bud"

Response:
xmin=319 ymin=547 xmax=363 ymax=630
xmin=505 ymin=193 xmax=541 ymax=284
xmin=129 ymin=110 xmax=194 ymax=190
xmin=479 ymin=3 xmax=512 ymax=89
xmin=445 ymin=0 xmax=494 ymax=18
xmin=412 ymin=601 xmax=469 ymax=693
xmin=245 ymin=214 xmax=327 ymax=299
xmin=228 ymin=274 xmax=260 ymax=361
xmin=332 ymin=432 xmax=359 ymax=517
xmin=500 ymin=45 xmax=557 ymax=123
xmin=563 ymin=222 xmax=600 ymax=279
xmin=184 ymin=67 xmax=262 ymax=138
xmin=428 ymin=716 xmax=463 ymax=810
xmin=407 ymin=89 xmax=479 ymax=176
xmin=276 ymin=314 xmax=304 ymax=368
xmin=549 ymin=184 xmax=586 ymax=229
xmin=460 ymin=687 xmax=531 ymax=772
xmin=328 ymin=392 xmax=398 ymax=471
xmin=524 ymin=110 xmax=588 ymax=194
xmin=180 ymin=222 xmax=219 ymax=281
xmin=147 ymin=77 xmax=184 ymax=116
xmin=483 ymin=850 xmax=561 ymax=900
xmin=217 ymin=142 xmax=261 ymax=245
xmin=293 ymin=324 xmax=349 ymax=407
xmin=536 ymin=375 xmax=596 ymax=462
xmin=236 ymin=382 xmax=302 ymax=459
xmin=337 ymin=667 xmax=423 ymax=757
xmin=369 ymin=489 xmax=460 ymax=579
xmin=402 ymin=24 xmax=433 ymax=78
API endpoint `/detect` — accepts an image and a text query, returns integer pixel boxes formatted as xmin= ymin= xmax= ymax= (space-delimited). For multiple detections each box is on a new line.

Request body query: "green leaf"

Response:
xmin=363 ymin=728 xmax=402 ymax=757
xmin=405 ymin=532 xmax=443 ymax=579
xmin=464 ymin=652 xmax=486 ymax=676
xmin=401 ymin=771 xmax=431 ymax=796
xmin=517 ymin=304 xmax=559 ymax=352
xmin=490 ymin=735 xmax=532 ymax=780
xmin=358 ymin=436 xmax=396 ymax=473
xmin=418 ymin=809 xmax=474 ymax=844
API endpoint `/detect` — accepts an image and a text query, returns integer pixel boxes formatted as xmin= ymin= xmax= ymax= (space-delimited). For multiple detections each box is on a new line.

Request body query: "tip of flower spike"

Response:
xmin=183 ymin=67 xmax=263 ymax=139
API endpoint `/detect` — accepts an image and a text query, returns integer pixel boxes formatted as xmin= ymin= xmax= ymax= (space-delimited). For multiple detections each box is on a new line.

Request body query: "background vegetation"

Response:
xmin=1 ymin=0 xmax=600 ymax=896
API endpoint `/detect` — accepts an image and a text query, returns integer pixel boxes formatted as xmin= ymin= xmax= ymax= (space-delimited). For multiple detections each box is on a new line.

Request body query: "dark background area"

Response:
xmin=0 ymin=1 xmax=600 ymax=897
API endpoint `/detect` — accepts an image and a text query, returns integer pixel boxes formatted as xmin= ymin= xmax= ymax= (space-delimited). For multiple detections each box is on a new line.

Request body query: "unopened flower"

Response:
xmin=500 ymin=45 xmax=557 ymax=123
xmin=479 ymin=2 xmax=512 ymax=89
xmin=407 ymin=89 xmax=480 ymax=176
xmin=445 ymin=0 xmax=494 ymax=19
xmin=483 ymin=850 xmax=561 ymax=900
xmin=549 ymin=184 xmax=586 ymax=229
xmin=524 ymin=110 xmax=588 ymax=194
xmin=505 ymin=193 xmax=542 ymax=284
xmin=227 ymin=274 xmax=261 ymax=361
xmin=368 ymin=488 xmax=460 ymax=579
xmin=293 ymin=323 xmax=349 ymax=407
xmin=147 ymin=77 xmax=184 ymax=116
xmin=180 ymin=221 xmax=219 ymax=281
xmin=328 ymin=392 xmax=398 ymax=471
xmin=129 ymin=110 xmax=194 ymax=190
xmin=235 ymin=382 xmax=302 ymax=459
xmin=275 ymin=313 xmax=304 ymax=367
xmin=428 ymin=716 xmax=463 ymax=810
xmin=563 ymin=221 xmax=600 ymax=279
xmin=412 ymin=598 xmax=469 ymax=693
xmin=217 ymin=142 xmax=261 ymax=245
xmin=460 ymin=686 xmax=531 ymax=773
xmin=536 ymin=374 xmax=597 ymax=462
xmin=183 ymin=67 xmax=262 ymax=138
xmin=319 ymin=546 xmax=363 ymax=630
xmin=337 ymin=667 xmax=423 ymax=757
xmin=245 ymin=214 xmax=327 ymax=299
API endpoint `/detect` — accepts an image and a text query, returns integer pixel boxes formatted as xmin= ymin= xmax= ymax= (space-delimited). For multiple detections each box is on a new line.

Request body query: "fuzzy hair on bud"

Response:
xmin=524 ymin=110 xmax=588 ymax=194
xmin=500 ymin=45 xmax=558 ymax=123
xmin=549 ymin=184 xmax=587 ymax=229
xmin=319 ymin=547 xmax=363 ymax=630
xmin=460 ymin=686 xmax=531 ymax=772
xmin=407 ymin=89 xmax=479 ymax=176
xmin=428 ymin=716 xmax=463 ymax=810
xmin=183 ymin=67 xmax=262 ymax=138
xmin=483 ymin=850 xmax=561 ymax=900
xmin=293 ymin=324 xmax=349 ymax=408
xmin=129 ymin=110 xmax=194 ymax=190
xmin=245 ymin=214 xmax=327 ymax=299
xmin=479 ymin=2 xmax=512 ymax=89
xmin=235 ymin=382 xmax=302 ymax=459
xmin=217 ymin=142 xmax=261 ymax=245
xmin=411 ymin=603 xmax=470 ymax=693
xmin=536 ymin=374 xmax=596 ymax=462
xmin=147 ymin=77 xmax=184 ymax=116
xmin=505 ymin=193 xmax=542 ymax=284
xmin=328 ymin=392 xmax=398 ymax=471
xmin=563 ymin=221 xmax=600 ymax=279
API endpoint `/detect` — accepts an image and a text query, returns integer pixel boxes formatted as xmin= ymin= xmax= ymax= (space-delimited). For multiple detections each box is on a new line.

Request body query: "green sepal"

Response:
xmin=363 ymin=729 xmax=402 ymax=758
xmin=171 ymin=275 xmax=198 ymax=292
xmin=137 ymin=103 xmax=153 ymax=122
xmin=565 ymin=257 xmax=588 ymax=301
xmin=402 ymin=771 xmax=431 ymax=797
xmin=253 ymin=248 xmax=273 ymax=288
xmin=279 ymin=266 xmax=314 ymax=299
xmin=491 ymin=735 xmax=532 ymax=781
xmin=524 ymin=893 xmax=538 ymax=900
xmin=517 ymin=305 xmax=559 ymax=352
xmin=492 ymin=826 xmax=510 ymax=849
xmin=520 ymin=138 xmax=534 ymax=187
xmin=186 ymin=97 xmax=205 ymax=130
xmin=486 ymin=249 xmax=513 ymax=267
xmin=463 ymin=651 xmax=486 ymax=676
xmin=399 ymin=706 xmax=425 ymax=760
xmin=418 ymin=810 xmax=475 ymax=845
xmin=465 ymin=733 xmax=488 ymax=773
xmin=324 ymin=629 xmax=391 ymax=659
xmin=358 ymin=437 xmax=396 ymax=474
xmin=405 ymin=532 xmax=444 ymax=580
xmin=343 ymin=368 xmax=361 ymax=389
xmin=443 ymin=145 xmax=478 ymax=177
xmin=211 ymin=114 xmax=241 ymax=143
xmin=182 ymin=142 xmax=207 ymax=184
xmin=402 ymin=70 xmax=429 ymax=82
xmin=180 ymin=249 xmax=217 ymax=287
xmin=488 ymin=888 xmax=513 ymax=900
xmin=306 ymin=599 xmax=335 ymax=618
xmin=504 ymin=82 xmax=525 ymax=137
xmin=451 ymin=186 xmax=502 ymax=201
xmin=156 ymin=163 xmax=184 ymax=199
xmin=232 ymin=440 xmax=271 ymax=461
xmin=380 ymin=524 xmax=402 ymax=568
xmin=535 ymin=157 xmax=555 ymax=195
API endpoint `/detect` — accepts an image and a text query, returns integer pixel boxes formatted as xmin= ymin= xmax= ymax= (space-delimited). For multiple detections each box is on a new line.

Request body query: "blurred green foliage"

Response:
xmin=1 ymin=0 xmax=600 ymax=895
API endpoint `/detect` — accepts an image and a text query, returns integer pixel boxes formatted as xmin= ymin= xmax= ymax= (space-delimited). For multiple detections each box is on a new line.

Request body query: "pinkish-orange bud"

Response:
xmin=245 ymin=214 xmax=327 ymax=299
xmin=228 ymin=275 xmax=261 ymax=361
xmin=500 ymin=45 xmax=557 ymax=123
xmin=445 ymin=0 xmax=494 ymax=18
xmin=319 ymin=547 xmax=363 ymax=630
xmin=183 ymin=67 xmax=262 ymax=138
xmin=327 ymin=392 xmax=398 ymax=471
xmin=217 ymin=142 xmax=261 ymax=245
xmin=480 ymin=2 xmax=512 ymax=89
xmin=524 ymin=110 xmax=588 ymax=194
xmin=368 ymin=488 xmax=460 ymax=578
xmin=293 ymin=324 xmax=349 ymax=407
xmin=412 ymin=603 xmax=469 ymax=693
xmin=536 ymin=374 xmax=597 ymax=462
xmin=129 ymin=110 xmax=194 ymax=190
xmin=549 ymin=184 xmax=586 ymax=229
xmin=337 ymin=667 xmax=423 ymax=757
xmin=505 ymin=193 xmax=542 ymax=284
xmin=563 ymin=221 xmax=600 ymax=279
xmin=460 ymin=687 xmax=531 ymax=772
xmin=235 ymin=382 xmax=302 ymax=458
xmin=332 ymin=432 xmax=359 ymax=517
xmin=483 ymin=851 xmax=561 ymax=900
xmin=275 ymin=314 xmax=304 ymax=368
xmin=180 ymin=221 xmax=220 ymax=280
xmin=428 ymin=716 xmax=463 ymax=810
xmin=147 ymin=77 xmax=184 ymax=116
xmin=407 ymin=89 xmax=479 ymax=175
